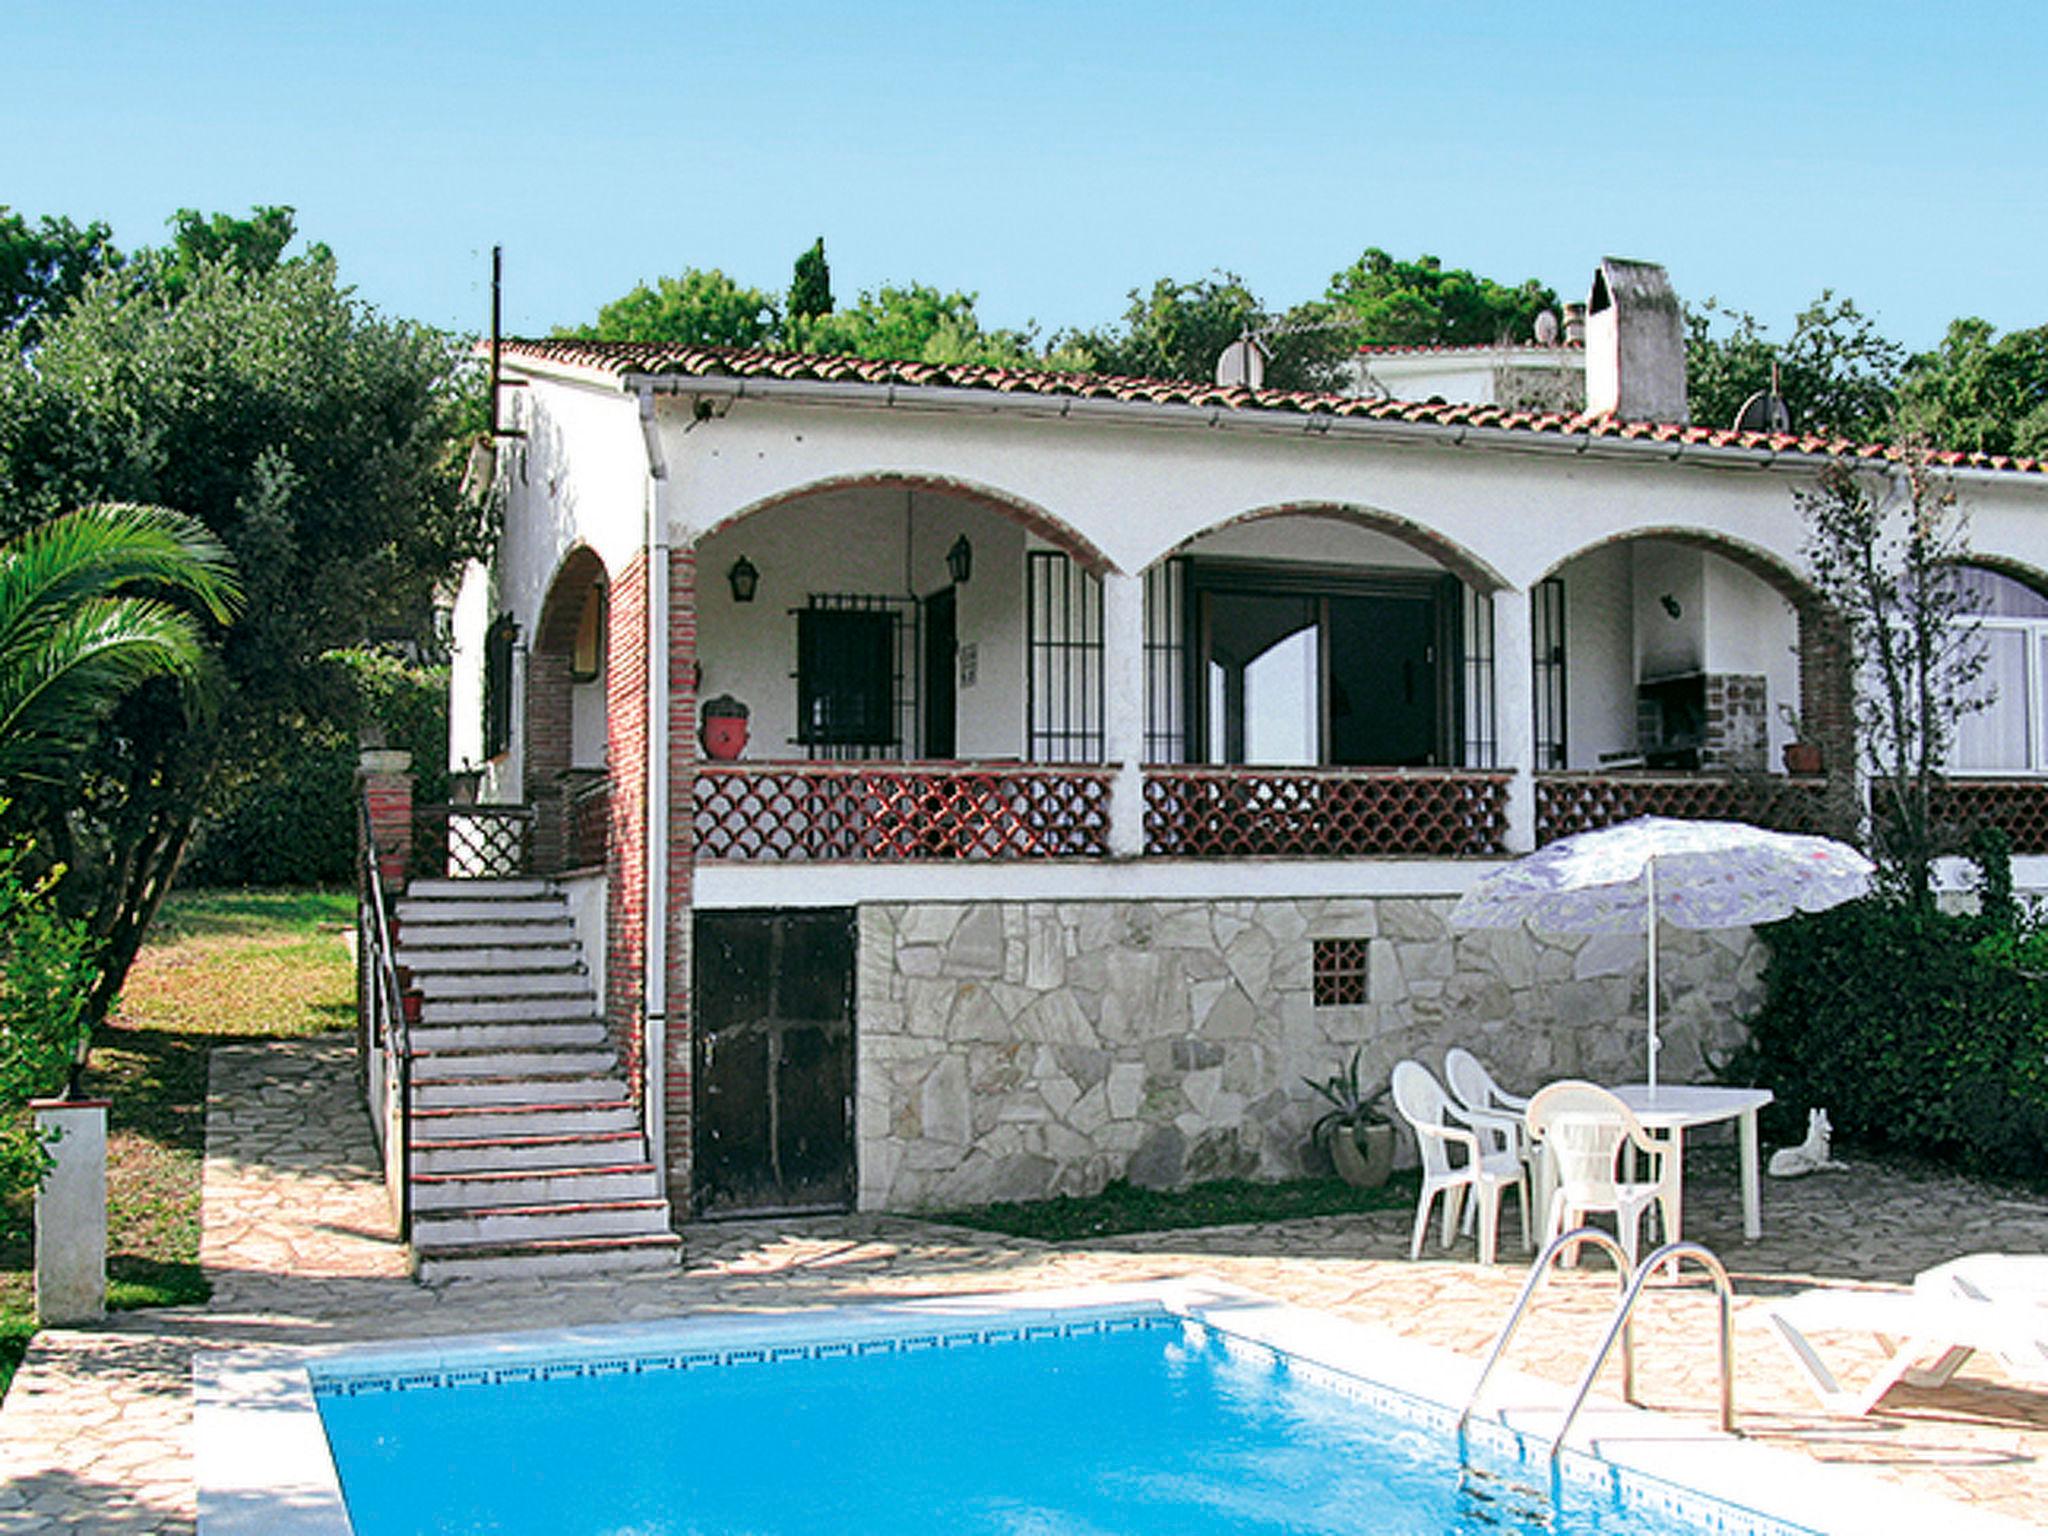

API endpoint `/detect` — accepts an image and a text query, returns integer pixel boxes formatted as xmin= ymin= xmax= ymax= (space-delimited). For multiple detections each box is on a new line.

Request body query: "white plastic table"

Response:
xmin=1609 ymin=1083 xmax=1775 ymax=1243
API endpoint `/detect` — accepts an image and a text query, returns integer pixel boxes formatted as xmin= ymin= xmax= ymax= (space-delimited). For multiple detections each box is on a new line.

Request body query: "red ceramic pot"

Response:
xmin=702 ymin=715 xmax=749 ymax=761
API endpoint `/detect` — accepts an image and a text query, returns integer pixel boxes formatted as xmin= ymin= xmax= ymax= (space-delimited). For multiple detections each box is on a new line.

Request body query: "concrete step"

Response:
xmin=411 ymin=1075 xmax=629 ymax=1110
xmin=406 ymin=878 xmax=554 ymax=900
xmin=411 ymin=1100 xmax=639 ymax=1138
xmin=410 ymin=1129 xmax=646 ymax=1176
xmin=411 ymin=1162 xmax=660 ymax=1211
xmin=420 ymin=996 xmax=603 ymax=1026
xmin=397 ymin=921 xmax=576 ymax=950
xmin=416 ymin=1232 xmax=681 ymax=1285
xmin=406 ymin=1021 xmax=608 ymax=1053
xmin=398 ymin=947 xmax=582 ymax=974
xmin=409 ymin=1047 xmax=616 ymax=1079
xmin=414 ymin=971 xmax=594 ymax=1001
xmin=396 ymin=898 xmax=567 ymax=924
xmin=413 ymin=1197 xmax=673 ymax=1248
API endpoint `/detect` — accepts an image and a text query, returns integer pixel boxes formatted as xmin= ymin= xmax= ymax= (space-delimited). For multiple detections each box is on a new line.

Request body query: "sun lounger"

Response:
xmin=1765 ymin=1260 xmax=2048 ymax=1415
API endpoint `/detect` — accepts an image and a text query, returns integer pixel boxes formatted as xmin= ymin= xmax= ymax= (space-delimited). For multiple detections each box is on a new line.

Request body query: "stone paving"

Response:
xmin=2 ymin=1033 xmax=2047 ymax=1532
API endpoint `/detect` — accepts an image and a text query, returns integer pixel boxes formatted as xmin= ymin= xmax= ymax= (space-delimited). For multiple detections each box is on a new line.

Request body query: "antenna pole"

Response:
xmin=490 ymin=245 xmax=503 ymax=438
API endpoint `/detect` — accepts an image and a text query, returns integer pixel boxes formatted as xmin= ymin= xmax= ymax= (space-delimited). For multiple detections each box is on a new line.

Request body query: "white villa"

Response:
xmin=358 ymin=259 xmax=2048 ymax=1278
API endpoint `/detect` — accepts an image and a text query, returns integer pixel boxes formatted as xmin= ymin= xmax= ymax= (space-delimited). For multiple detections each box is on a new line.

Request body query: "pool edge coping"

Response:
xmin=192 ymin=1277 xmax=2038 ymax=1536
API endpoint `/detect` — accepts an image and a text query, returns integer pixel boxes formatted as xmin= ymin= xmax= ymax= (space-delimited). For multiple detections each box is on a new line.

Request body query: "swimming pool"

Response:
xmin=192 ymin=1281 xmax=2031 ymax=1536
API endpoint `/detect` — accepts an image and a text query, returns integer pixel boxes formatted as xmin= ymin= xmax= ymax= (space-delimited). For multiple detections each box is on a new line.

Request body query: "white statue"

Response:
xmin=1768 ymin=1108 xmax=1847 ymax=1177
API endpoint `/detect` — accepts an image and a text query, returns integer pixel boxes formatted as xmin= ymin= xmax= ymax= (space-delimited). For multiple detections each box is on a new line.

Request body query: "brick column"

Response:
xmin=605 ymin=555 xmax=651 ymax=1100
xmin=663 ymin=546 xmax=698 ymax=1204
xmin=1797 ymin=601 xmax=1861 ymax=842
xmin=357 ymin=750 xmax=414 ymax=893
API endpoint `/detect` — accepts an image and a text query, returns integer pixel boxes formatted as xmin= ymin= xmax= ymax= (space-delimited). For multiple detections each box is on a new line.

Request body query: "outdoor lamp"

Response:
xmin=946 ymin=535 xmax=973 ymax=585
xmin=727 ymin=556 xmax=759 ymax=603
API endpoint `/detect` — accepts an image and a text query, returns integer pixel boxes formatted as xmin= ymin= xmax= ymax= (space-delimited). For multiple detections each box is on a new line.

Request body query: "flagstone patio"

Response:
xmin=1 ymin=1034 xmax=2044 ymax=1533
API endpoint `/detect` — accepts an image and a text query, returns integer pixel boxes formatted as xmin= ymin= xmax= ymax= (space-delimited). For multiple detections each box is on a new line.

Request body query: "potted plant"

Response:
xmin=1305 ymin=1047 xmax=1396 ymax=1190
xmin=1778 ymin=704 xmax=1823 ymax=776
xmin=700 ymin=694 xmax=750 ymax=761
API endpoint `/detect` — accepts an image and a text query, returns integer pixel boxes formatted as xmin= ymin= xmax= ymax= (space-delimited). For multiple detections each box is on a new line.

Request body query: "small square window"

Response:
xmin=1313 ymin=938 xmax=1370 ymax=1007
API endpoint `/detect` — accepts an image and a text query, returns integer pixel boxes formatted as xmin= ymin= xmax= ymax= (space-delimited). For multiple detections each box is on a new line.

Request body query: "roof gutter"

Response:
xmin=621 ymin=369 xmax=1912 ymax=479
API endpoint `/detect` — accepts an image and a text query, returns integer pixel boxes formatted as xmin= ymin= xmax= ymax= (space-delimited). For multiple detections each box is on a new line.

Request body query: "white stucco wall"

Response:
xmin=1558 ymin=542 xmax=1636 ymax=766
xmin=446 ymin=560 xmax=490 ymax=774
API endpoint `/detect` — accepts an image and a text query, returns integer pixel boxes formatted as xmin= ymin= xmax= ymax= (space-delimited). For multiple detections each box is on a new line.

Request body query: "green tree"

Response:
xmin=789 ymin=282 xmax=1051 ymax=368
xmin=563 ymin=268 xmax=780 ymax=350
xmin=1797 ymin=452 xmax=1983 ymax=906
xmin=1069 ymin=273 xmax=1349 ymax=391
xmin=0 ymin=503 xmax=240 ymax=785
xmin=789 ymin=237 xmax=833 ymax=323
xmin=1686 ymin=293 xmax=1904 ymax=440
xmin=1896 ymin=318 xmax=2048 ymax=459
xmin=0 ymin=208 xmax=122 ymax=349
xmin=1323 ymin=248 xmax=1557 ymax=347
xmin=149 ymin=205 xmax=315 ymax=302
xmin=0 ymin=826 xmax=98 ymax=1198
xmin=0 ymin=232 xmax=482 ymax=1027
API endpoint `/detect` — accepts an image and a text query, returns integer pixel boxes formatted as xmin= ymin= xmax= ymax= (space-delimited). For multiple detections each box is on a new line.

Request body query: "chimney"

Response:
xmin=1561 ymin=302 xmax=1587 ymax=346
xmin=1584 ymin=258 xmax=1688 ymax=424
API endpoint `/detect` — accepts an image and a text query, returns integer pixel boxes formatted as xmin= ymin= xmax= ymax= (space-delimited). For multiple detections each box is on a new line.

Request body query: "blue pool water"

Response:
xmin=314 ymin=1311 xmax=1799 ymax=1536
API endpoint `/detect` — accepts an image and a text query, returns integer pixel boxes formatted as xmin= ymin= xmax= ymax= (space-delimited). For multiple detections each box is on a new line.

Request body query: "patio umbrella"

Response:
xmin=1450 ymin=817 xmax=1874 ymax=1089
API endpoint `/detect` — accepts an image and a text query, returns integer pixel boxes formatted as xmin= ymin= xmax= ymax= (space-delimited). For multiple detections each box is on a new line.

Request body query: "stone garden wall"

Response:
xmin=855 ymin=896 xmax=1766 ymax=1212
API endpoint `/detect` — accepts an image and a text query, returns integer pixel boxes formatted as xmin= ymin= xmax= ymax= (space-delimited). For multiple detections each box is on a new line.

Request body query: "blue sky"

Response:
xmin=10 ymin=2 xmax=2044 ymax=352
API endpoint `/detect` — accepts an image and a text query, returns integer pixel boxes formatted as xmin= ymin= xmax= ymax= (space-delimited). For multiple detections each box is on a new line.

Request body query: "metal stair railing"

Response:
xmin=357 ymin=796 xmax=413 ymax=1242
xmin=1548 ymin=1240 xmax=1736 ymax=1458
xmin=1458 ymin=1226 xmax=1637 ymax=1433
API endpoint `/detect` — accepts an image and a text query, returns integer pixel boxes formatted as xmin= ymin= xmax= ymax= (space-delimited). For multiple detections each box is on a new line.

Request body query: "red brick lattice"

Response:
xmin=1926 ymin=779 xmax=2048 ymax=855
xmin=1143 ymin=768 xmax=1511 ymax=857
xmin=411 ymin=804 xmax=534 ymax=879
xmin=694 ymin=763 xmax=1114 ymax=861
xmin=1535 ymin=774 xmax=1831 ymax=845
xmin=1312 ymin=938 xmax=1370 ymax=1006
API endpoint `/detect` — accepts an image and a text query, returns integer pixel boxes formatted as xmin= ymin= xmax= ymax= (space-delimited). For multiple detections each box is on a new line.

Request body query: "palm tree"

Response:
xmin=0 ymin=503 xmax=241 ymax=787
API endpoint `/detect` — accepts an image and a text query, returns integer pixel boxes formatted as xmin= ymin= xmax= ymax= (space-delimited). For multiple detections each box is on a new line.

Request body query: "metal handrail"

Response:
xmin=357 ymin=796 xmax=413 ymax=1241
xmin=1459 ymin=1227 xmax=1638 ymax=1434
xmin=1548 ymin=1240 xmax=1737 ymax=1459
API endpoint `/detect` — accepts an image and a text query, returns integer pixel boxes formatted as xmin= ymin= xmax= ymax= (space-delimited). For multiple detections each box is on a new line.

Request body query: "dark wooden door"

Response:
xmin=692 ymin=909 xmax=855 ymax=1217
xmin=923 ymin=586 xmax=957 ymax=759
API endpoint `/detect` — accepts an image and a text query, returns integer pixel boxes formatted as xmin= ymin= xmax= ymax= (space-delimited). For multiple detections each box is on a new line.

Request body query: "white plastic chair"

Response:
xmin=1443 ymin=1047 xmax=1534 ymax=1172
xmin=1390 ymin=1059 xmax=1529 ymax=1266
xmin=1523 ymin=1080 xmax=1678 ymax=1270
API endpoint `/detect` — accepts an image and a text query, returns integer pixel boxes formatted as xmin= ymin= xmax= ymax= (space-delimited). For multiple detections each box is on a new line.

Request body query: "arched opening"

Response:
xmin=1949 ymin=563 xmax=2048 ymax=774
xmin=526 ymin=545 xmax=610 ymax=872
xmin=694 ymin=476 xmax=1103 ymax=766
xmin=1149 ymin=505 xmax=1504 ymax=770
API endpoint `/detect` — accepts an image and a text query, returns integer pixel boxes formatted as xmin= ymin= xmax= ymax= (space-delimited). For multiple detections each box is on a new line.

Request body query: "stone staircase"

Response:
xmin=393 ymin=878 xmax=681 ymax=1282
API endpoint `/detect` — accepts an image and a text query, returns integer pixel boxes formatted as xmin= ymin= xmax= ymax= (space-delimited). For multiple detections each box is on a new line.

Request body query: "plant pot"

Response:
xmin=702 ymin=715 xmax=749 ymax=761
xmin=1782 ymin=741 xmax=1824 ymax=776
xmin=1330 ymin=1122 xmax=1396 ymax=1190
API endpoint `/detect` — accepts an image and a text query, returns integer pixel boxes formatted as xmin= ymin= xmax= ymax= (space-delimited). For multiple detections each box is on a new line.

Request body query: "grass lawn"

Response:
xmin=0 ymin=889 xmax=355 ymax=1396
xmin=936 ymin=1170 xmax=1417 ymax=1243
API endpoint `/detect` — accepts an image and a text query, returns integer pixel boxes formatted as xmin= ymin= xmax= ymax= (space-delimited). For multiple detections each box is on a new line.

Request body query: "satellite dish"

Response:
xmin=1533 ymin=309 xmax=1560 ymax=346
xmin=1215 ymin=337 xmax=1268 ymax=389
xmin=1734 ymin=388 xmax=1793 ymax=434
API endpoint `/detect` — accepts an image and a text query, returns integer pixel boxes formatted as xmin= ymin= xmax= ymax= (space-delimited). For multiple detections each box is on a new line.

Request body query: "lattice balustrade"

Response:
xmin=1143 ymin=768 xmax=1511 ymax=858
xmin=694 ymin=764 xmax=1113 ymax=861
xmin=411 ymin=804 xmax=534 ymax=879
xmin=1923 ymin=780 xmax=2048 ymax=855
xmin=1535 ymin=774 xmax=1832 ymax=845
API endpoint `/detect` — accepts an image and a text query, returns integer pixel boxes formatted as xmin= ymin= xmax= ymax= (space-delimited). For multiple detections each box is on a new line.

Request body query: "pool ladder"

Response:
xmin=1458 ymin=1227 xmax=1737 ymax=1460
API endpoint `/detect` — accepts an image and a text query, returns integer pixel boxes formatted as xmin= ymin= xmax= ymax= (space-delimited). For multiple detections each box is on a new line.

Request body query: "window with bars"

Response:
xmin=1533 ymin=577 xmax=1567 ymax=770
xmin=1144 ymin=560 xmax=1188 ymax=763
xmin=1312 ymin=938 xmax=1371 ymax=1007
xmin=1027 ymin=551 xmax=1104 ymax=762
xmin=796 ymin=594 xmax=915 ymax=759
xmin=483 ymin=614 xmax=517 ymax=759
xmin=1462 ymin=587 xmax=1497 ymax=769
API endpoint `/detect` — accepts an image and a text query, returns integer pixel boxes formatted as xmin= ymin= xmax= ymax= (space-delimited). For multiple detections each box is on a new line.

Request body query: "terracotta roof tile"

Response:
xmin=497 ymin=339 xmax=2046 ymax=477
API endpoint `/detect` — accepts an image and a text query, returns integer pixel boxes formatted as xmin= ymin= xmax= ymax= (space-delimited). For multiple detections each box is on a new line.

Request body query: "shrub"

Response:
xmin=1727 ymin=888 xmax=2048 ymax=1182
xmin=0 ymin=831 xmax=98 ymax=1198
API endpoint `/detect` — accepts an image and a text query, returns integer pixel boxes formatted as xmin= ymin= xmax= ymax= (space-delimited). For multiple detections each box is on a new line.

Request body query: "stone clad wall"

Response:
xmin=856 ymin=896 xmax=1765 ymax=1212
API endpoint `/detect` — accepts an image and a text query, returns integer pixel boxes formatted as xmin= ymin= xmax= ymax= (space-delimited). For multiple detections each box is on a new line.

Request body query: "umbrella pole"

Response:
xmin=1645 ymin=859 xmax=1660 ymax=1091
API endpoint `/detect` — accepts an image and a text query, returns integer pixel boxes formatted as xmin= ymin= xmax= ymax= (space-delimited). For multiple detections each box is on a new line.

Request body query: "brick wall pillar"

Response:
xmin=357 ymin=749 xmax=414 ymax=894
xmin=663 ymin=546 xmax=698 ymax=1205
xmin=1797 ymin=600 xmax=1861 ymax=841
xmin=605 ymin=555 xmax=651 ymax=1101
xmin=526 ymin=637 xmax=575 ymax=876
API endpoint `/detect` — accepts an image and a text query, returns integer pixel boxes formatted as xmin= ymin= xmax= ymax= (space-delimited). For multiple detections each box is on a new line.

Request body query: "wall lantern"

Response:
xmin=728 ymin=556 xmax=759 ymax=603
xmin=1659 ymin=592 xmax=1683 ymax=620
xmin=946 ymin=535 xmax=974 ymax=585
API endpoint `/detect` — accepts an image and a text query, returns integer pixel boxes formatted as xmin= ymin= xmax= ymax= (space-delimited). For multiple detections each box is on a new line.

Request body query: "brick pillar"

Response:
xmin=1797 ymin=600 xmax=1861 ymax=842
xmin=605 ymin=554 xmax=650 ymax=1101
xmin=526 ymin=636 xmax=575 ymax=876
xmin=357 ymin=749 xmax=414 ymax=893
xmin=663 ymin=546 xmax=698 ymax=1204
